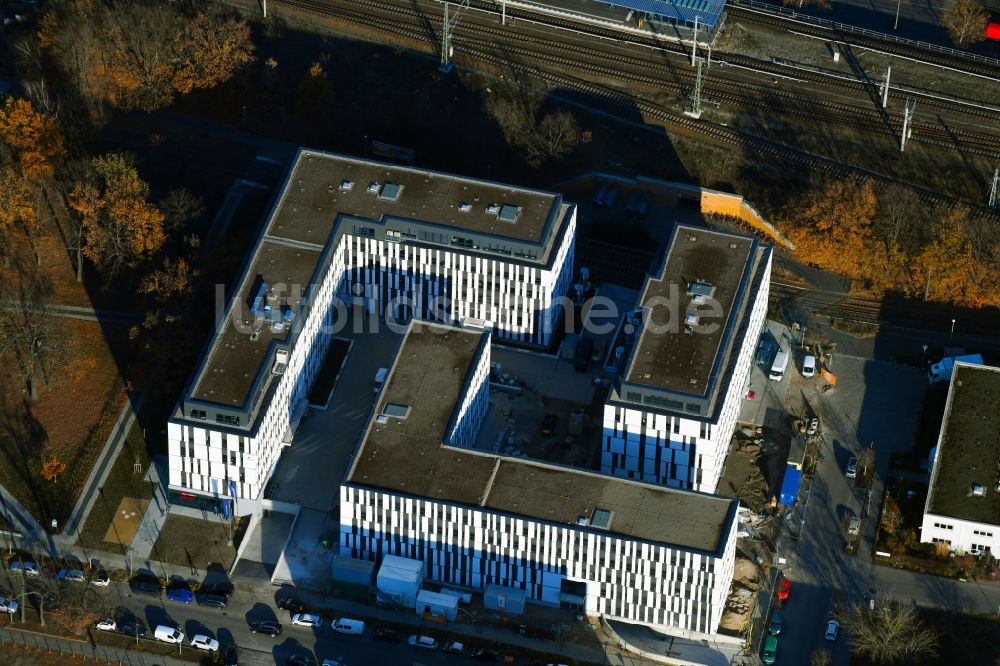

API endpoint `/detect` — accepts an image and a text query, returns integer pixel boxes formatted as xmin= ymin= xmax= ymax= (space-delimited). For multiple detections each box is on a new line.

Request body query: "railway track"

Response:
xmin=769 ymin=282 xmax=1000 ymax=335
xmin=273 ymin=0 xmax=1000 ymax=158
xmin=726 ymin=3 xmax=1000 ymax=81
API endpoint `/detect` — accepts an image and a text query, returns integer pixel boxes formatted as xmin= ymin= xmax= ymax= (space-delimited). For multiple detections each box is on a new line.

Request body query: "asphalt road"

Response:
xmin=0 ymin=566 xmax=517 ymax=666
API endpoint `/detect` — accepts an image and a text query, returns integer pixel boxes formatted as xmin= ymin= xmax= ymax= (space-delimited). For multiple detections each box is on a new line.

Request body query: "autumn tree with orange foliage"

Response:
xmin=914 ymin=206 xmax=1000 ymax=307
xmin=784 ymin=178 xmax=888 ymax=287
xmin=42 ymin=1 xmax=254 ymax=113
xmin=68 ymin=153 xmax=165 ymax=281
xmin=0 ymin=96 xmax=65 ymax=181
xmin=41 ymin=455 xmax=66 ymax=482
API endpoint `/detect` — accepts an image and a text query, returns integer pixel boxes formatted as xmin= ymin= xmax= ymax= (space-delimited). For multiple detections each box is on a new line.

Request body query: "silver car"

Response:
xmin=846 ymin=457 xmax=859 ymax=478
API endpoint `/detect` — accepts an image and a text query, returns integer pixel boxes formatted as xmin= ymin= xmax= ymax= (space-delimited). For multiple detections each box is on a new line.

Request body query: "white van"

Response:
xmin=769 ymin=349 xmax=789 ymax=382
xmin=331 ymin=618 xmax=365 ymax=635
xmin=154 ymin=625 xmax=184 ymax=644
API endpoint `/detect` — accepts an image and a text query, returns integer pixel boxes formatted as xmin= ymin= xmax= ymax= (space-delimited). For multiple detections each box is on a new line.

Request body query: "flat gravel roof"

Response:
xmin=347 ymin=322 xmax=736 ymax=554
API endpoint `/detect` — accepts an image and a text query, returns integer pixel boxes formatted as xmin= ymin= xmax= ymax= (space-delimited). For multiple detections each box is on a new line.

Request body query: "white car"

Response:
xmin=290 ymin=613 xmax=322 ymax=627
xmin=408 ymin=634 xmax=438 ymax=649
xmin=59 ymin=569 xmax=86 ymax=583
xmin=802 ymin=354 xmax=816 ymax=378
xmin=190 ymin=634 xmax=220 ymax=652
xmin=825 ymin=619 xmax=840 ymax=641
xmin=95 ymin=618 xmax=116 ymax=632
xmin=0 ymin=597 xmax=18 ymax=614
xmin=10 ymin=561 xmax=40 ymax=576
xmin=90 ymin=571 xmax=110 ymax=587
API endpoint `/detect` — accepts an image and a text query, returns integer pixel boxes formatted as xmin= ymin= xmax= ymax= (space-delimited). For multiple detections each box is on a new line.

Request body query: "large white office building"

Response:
xmin=342 ymin=322 xmax=739 ymax=633
xmin=166 ymin=149 xmax=576 ymax=508
xmin=921 ymin=362 xmax=1000 ymax=555
xmin=601 ymin=226 xmax=771 ymax=493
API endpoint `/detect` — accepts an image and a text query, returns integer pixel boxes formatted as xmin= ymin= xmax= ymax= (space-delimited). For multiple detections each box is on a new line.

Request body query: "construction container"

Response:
xmin=376 ymin=555 xmax=425 ymax=608
xmin=484 ymin=584 xmax=527 ymax=615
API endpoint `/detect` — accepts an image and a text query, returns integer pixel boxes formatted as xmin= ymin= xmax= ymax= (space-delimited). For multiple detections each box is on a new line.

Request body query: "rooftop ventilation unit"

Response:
xmin=685 ymin=313 xmax=700 ymax=327
xmin=687 ymin=280 xmax=716 ymax=299
xmin=972 ymin=483 xmax=986 ymax=497
xmin=497 ymin=204 xmax=522 ymax=223
xmin=272 ymin=349 xmax=289 ymax=375
xmin=577 ymin=516 xmax=589 ymax=526
xmin=458 ymin=202 xmax=472 ymax=213
xmin=339 ymin=179 xmax=355 ymax=192
xmin=378 ymin=182 xmax=403 ymax=201
xmin=486 ymin=204 xmax=500 ymax=215
xmin=382 ymin=403 xmax=411 ymax=421
xmin=590 ymin=508 xmax=613 ymax=530
xmin=367 ymin=181 xmax=380 ymax=193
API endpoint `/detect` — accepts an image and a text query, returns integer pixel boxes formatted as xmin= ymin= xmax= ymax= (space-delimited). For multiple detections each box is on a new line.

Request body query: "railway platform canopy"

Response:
xmin=602 ymin=0 xmax=726 ymax=30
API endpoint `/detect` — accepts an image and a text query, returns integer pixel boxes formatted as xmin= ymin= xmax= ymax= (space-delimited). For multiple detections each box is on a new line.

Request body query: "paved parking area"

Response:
xmin=773 ymin=353 xmax=926 ymax=666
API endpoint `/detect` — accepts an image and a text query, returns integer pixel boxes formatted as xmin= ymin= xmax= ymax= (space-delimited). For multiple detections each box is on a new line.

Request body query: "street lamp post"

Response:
xmin=126 ymin=546 xmax=134 ymax=576
xmin=922 ymin=344 xmax=928 ymax=368
xmin=893 ymin=0 xmax=901 ymax=30
xmin=949 ymin=319 xmax=956 ymax=345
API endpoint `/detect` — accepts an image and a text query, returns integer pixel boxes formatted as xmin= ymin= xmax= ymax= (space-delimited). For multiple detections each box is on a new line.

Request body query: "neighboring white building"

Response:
xmin=921 ymin=362 xmax=1000 ymax=555
xmin=342 ymin=321 xmax=739 ymax=634
xmin=601 ymin=225 xmax=771 ymax=493
xmin=166 ymin=149 xmax=577 ymax=509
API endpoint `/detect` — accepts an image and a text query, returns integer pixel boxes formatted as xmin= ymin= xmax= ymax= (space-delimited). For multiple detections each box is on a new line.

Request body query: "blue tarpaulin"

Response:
xmin=779 ymin=467 xmax=801 ymax=506
xmin=607 ymin=0 xmax=726 ymax=29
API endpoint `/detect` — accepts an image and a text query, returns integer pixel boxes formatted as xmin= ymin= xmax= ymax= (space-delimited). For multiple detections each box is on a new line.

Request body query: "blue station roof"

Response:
xmin=607 ymin=0 xmax=726 ymax=28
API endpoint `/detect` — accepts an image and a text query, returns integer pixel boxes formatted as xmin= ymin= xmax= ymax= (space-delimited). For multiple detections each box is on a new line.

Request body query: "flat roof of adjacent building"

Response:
xmin=268 ymin=150 xmax=562 ymax=245
xmin=183 ymin=149 xmax=572 ymax=413
xmin=191 ymin=240 xmax=321 ymax=407
xmin=625 ymin=226 xmax=761 ymax=396
xmin=347 ymin=322 xmax=736 ymax=554
xmin=926 ymin=363 xmax=1000 ymax=525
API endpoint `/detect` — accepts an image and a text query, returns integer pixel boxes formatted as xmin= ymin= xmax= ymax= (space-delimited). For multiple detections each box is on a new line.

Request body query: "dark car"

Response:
xmin=200 ymin=583 xmax=233 ymax=598
xmin=118 ymin=620 xmax=147 ymax=638
xmin=196 ymin=592 xmax=228 ymax=608
xmin=286 ymin=655 xmax=317 ymax=666
xmin=471 ymin=649 xmax=501 ymax=662
xmin=130 ymin=578 xmax=162 ymax=597
xmin=277 ymin=596 xmax=306 ymax=612
xmin=222 ymin=644 xmax=238 ymax=666
xmin=27 ymin=592 xmax=60 ymax=612
xmin=374 ymin=628 xmax=401 ymax=643
xmin=249 ymin=620 xmax=283 ymax=637
xmin=541 ymin=413 xmax=558 ymax=435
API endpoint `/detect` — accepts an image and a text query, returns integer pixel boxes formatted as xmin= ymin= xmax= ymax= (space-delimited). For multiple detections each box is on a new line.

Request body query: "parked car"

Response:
xmin=130 ymin=578 xmax=162 ymax=596
xmin=153 ymin=625 xmax=184 ymax=644
xmin=846 ymin=457 xmax=859 ymax=478
xmin=95 ymin=618 xmax=116 ymax=632
xmin=825 ymin=619 xmax=840 ymax=641
xmin=9 ymin=561 xmax=40 ymax=576
xmin=286 ymin=655 xmax=317 ymax=666
xmin=801 ymin=354 xmax=816 ymax=378
xmin=196 ymin=592 xmax=228 ymax=608
xmin=27 ymin=591 xmax=59 ymax=611
xmin=777 ymin=579 xmax=791 ymax=600
xmin=290 ymin=613 xmax=322 ymax=627
xmin=763 ymin=635 xmax=778 ymax=664
xmin=249 ymin=620 xmax=283 ymax=636
xmin=541 ymin=414 xmax=558 ymax=436
xmin=0 ymin=597 xmax=17 ymax=614
xmin=847 ymin=516 xmax=861 ymax=536
xmin=58 ymin=569 xmax=86 ymax=583
xmin=223 ymin=644 xmax=239 ymax=666
xmin=200 ymin=583 xmax=233 ymax=598
xmin=331 ymin=618 xmax=365 ymax=635
xmin=442 ymin=641 xmax=465 ymax=654
xmin=375 ymin=628 xmax=401 ymax=643
xmin=190 ymin=634 xmax=220 ymax=652
xmin=90 ymin=570 xmax=110 ymax=587
xmin=166 ymin=587 xmax=195 ymax=604
xmin=118 ymin=620 xmax=147 ymax=638
xmin=470 ymin=649 xmax=501 ymax=662
xmin=408 ymin=634 xmax=438 ymax=650
xmin=806 ymin=417 xmax=820 ymax=435
xmin=278 ymin=596 xmax=306 ymax=613
xmin=767 ymin=610 xmax=782 ymax=635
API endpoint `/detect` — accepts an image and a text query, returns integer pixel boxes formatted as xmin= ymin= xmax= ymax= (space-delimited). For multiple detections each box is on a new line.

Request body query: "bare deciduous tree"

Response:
xmin=0 ymin=281 xmax=65 ymax=401
xmin=482 ymin=85 xmax=581 ymax=167
xmin=810 ymin=648 xmax=832 ymax=666
xmin=941 ymin=0 xmax=989 ymax=47
xmin=837 ymin=596 xmax=939 ymax=663
xmin=159 ymin=188 xmax=205 ymax=232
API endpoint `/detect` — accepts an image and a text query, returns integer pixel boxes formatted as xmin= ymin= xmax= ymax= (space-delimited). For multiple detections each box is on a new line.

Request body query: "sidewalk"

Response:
xmin=128 ymin=463 xmax=171 ymax=560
